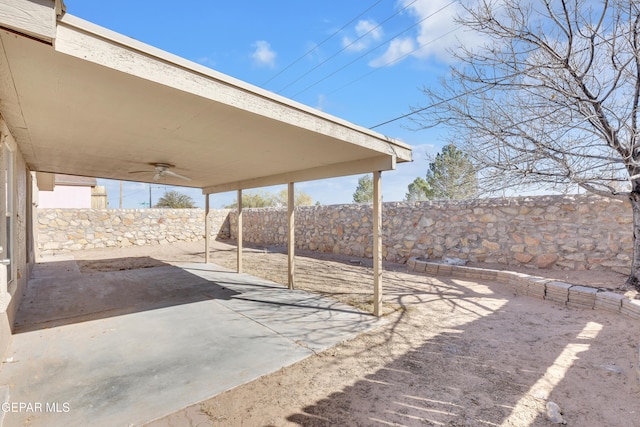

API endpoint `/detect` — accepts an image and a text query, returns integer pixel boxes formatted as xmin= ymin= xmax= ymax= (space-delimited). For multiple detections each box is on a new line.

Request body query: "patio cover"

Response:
xmin=0 ymin=0 xmax=411 ymax=192
xmin=0 ymin=0 xmax=412 ymax=315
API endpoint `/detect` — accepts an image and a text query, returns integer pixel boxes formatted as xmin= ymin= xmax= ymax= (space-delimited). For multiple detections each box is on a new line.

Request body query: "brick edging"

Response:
xmin=408 ymin=256 xmax=640 ymax=384
xmin=407 ymin=257 xmax=640 ymax=319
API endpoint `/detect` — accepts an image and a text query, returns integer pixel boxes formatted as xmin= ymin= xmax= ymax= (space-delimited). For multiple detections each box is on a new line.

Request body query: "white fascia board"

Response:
xmin=0 ymin=0 xmax=56 ymax=43
xmin=203 ymin=155 xmax=396 ymax=194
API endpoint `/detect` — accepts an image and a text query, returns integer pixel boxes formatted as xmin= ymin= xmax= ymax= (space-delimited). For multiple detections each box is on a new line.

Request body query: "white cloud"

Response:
xmin=372 ymin=0 xmax=481 ymax=66
xmin=356 ymin=19 xmax=384 ymax=40
xmin=408 ymin=0 xmax=470 ymax=62
xmin=197 ymin=56 xmax=216 ymax=68
xmin=368 ymin=37 xmax=415 ymax=67
xmin=251 ymin=40 xmax=277 ymax=68
xmin=316 ymin=94 xmax=327 ymax=111
xmin=342 ymin=19 xmax=384 ymax=52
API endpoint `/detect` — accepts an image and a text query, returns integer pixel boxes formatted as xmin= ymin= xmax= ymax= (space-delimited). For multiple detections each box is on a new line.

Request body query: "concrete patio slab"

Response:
xmin=0 ymin=260 xmax=381 ymax=427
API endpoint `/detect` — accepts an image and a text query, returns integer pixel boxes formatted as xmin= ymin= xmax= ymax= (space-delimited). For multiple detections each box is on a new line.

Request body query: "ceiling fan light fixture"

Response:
xmin=128 ymin=162 xmax=192 ymax=181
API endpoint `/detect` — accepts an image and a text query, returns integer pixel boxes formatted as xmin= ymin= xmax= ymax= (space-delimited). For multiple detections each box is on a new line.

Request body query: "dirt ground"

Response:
xmin=68 ymin=240 xmax=640 ymax=427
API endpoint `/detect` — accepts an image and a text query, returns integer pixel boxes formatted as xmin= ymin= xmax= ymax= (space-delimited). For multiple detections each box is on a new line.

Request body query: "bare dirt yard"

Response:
xmin=71 ymin=240 xmax=640 ymax=427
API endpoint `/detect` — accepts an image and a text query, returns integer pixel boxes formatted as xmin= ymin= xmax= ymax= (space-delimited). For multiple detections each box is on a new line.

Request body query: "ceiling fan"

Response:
xmin=129 ymin=163 xmax=192 ymax=181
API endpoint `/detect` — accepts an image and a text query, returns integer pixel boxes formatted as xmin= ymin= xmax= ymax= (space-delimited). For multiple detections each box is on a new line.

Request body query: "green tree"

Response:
xmin=154 ymin=190 xmax=196 ymax=208
xmin=275 ymin=188 xmax=314 ymax=206
xmin=405 ymin=177 xmax=432 ymax=201
xmin=224 ymin=191 xmax=276 ymax=208
xmin=425 ymin=145 xmax=477 ymax=200
xmin=353 ymin=175 xmax=373 ymax=203
xmin=406 ymin=145 xmax=477 ymax=201
xmin=224 ymin=188 xmax=314 ymax=208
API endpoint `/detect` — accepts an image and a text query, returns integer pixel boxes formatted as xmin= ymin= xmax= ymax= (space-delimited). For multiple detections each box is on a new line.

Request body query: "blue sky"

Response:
xmin=63 ymin=0 xmax=469 ymax=208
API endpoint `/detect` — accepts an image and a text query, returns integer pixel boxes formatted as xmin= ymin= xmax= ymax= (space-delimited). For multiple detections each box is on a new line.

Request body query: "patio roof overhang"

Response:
xmin=0 ymin=0 xmax=412 ymax=195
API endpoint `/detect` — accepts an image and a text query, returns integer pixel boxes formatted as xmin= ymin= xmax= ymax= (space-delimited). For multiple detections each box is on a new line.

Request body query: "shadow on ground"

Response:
xmin=280 ymin=274 xmax=640 ymax=427
xmin=4 ymin=251 xmax=382 ymax=427
xmin=15 ymin=241 xmax=638 ymax=427
xmin=16 ymin=257 xmax=241 ymax=332
xmin=177 ymin=245 xmax=640 ymax=427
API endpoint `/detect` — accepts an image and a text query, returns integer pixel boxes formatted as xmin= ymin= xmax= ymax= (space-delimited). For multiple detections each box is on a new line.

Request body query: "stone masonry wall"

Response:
xmin=36 ymin=195 xmax=633 ymax=273
xmin=229 ymin=194 xmax=632 ymax=273
xmin=37 ymin=208 xmax=230 ymax=256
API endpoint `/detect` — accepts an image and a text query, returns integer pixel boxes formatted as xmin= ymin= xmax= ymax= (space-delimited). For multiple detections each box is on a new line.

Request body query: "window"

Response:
xmin=3 ymin=142 xmax=13 ymax=283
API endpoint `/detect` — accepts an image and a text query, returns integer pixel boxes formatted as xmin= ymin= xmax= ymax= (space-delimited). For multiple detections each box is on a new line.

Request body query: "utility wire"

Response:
xmin=262 ymin=0 xmax=385 ymax=87
xmin=369 ymin=106 xmax=428 ymax=129
xmin=292 ymin=1 xmax=456 ymax=98
xmin=278 ymin=0 xmax=420 ymax=94
xmin=368 ymin=7 xmax=625 ymax=130
xmin=329 ymin=26 xmax=458 ymax=97
xmin=369 ymin=76 xmax=506 ymax=129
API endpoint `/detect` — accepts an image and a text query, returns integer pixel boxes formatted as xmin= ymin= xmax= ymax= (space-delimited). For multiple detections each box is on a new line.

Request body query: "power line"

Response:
xmin=292 ymin=1 xmax=456 ymax=98
xmin=278 ymin=0 xmax=420 ymax=94
xmin=369 ymin=107 xmax=425 ymax=129
xmin=328 ymin=26 xmax=458 ymax=97
xmin=367 ymin=3 xmax=624 ymax=130
xmin=262 ymin=0 xmax=385 ymax=87
xmin=369 ymin=82 xmax=496 ymax=129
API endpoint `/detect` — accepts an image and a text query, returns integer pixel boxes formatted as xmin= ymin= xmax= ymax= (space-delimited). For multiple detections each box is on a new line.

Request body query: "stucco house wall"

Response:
xmin=38 ymin=174 xmax=98 ymax=209
xmin=38 ymin=184 xmax=93 ymax=208
xmin=0 ymin=117 xmax=36 ymax=358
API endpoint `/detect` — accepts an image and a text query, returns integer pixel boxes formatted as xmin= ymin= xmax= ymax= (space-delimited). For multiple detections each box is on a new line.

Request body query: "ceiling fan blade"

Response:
xmin=128 ymin=170 xmax=151 ymax=174
xmin=163 ymin=170 xmax=192 ymax=181
xmin=153 ymin=172 xmax=162 ymax=181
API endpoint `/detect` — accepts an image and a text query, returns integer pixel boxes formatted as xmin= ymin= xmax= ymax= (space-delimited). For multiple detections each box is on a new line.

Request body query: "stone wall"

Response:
xmin=36 ymin=208 xmax=230 ymax=256
xmin=229 ymin=195 xmax=632 ymax=273
xmin=36 ymin=195 xmax=633 ymax=273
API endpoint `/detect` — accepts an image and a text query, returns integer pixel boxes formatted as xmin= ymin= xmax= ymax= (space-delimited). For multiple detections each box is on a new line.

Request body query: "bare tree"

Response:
xmin=414 ymin=0 xmax=640 ymax=288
